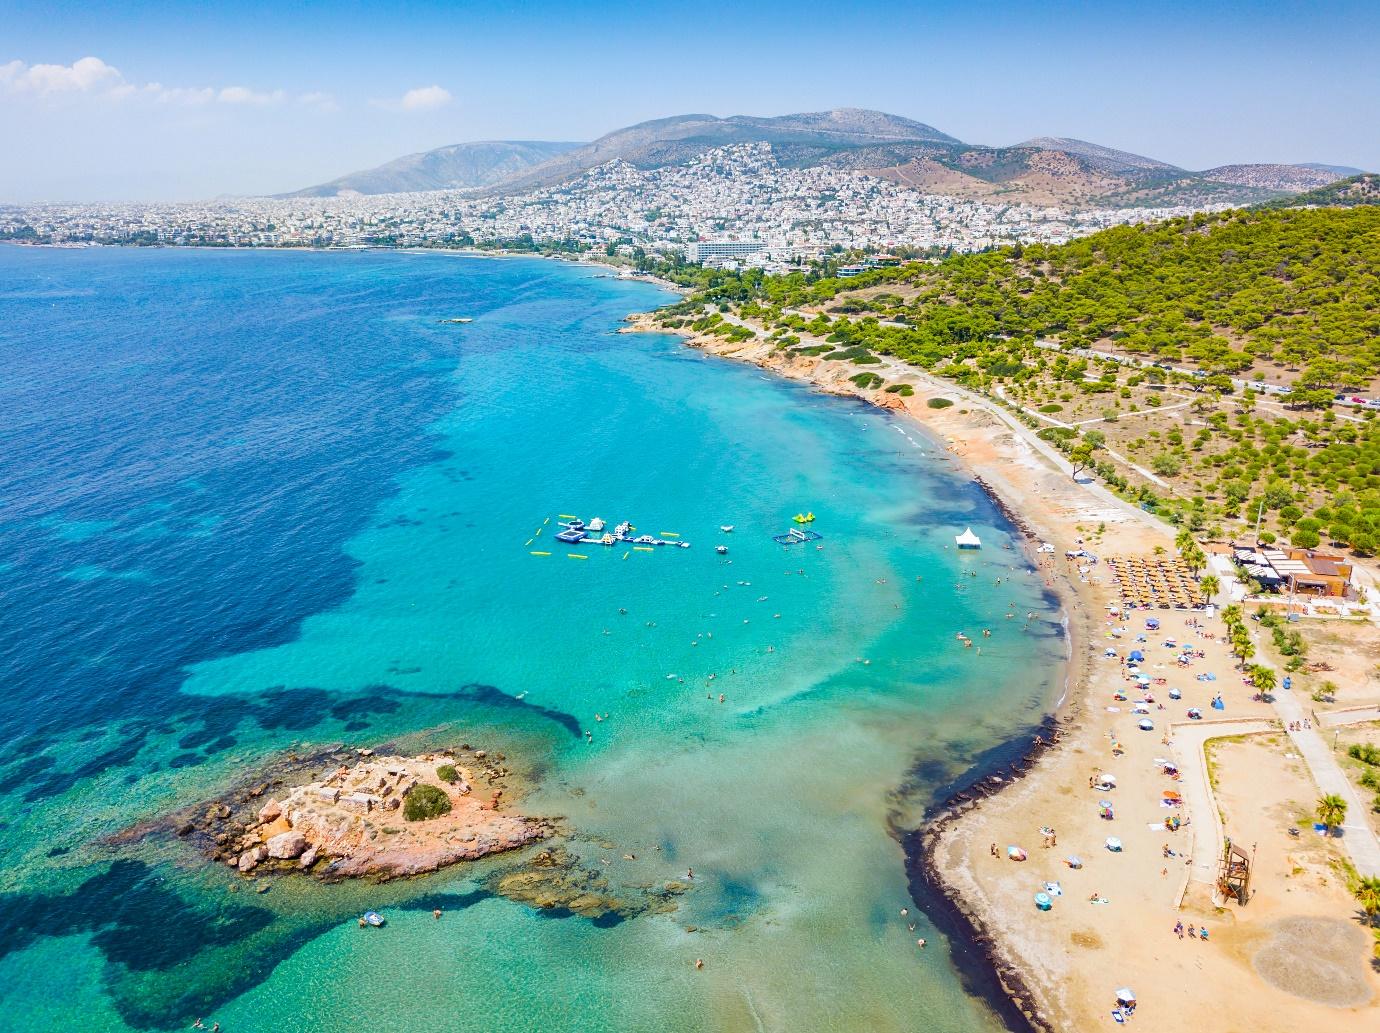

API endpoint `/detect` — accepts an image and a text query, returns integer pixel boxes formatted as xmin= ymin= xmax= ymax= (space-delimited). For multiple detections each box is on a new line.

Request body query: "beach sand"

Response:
xmin=634 ymin=313 xmax=1380 ymax=1031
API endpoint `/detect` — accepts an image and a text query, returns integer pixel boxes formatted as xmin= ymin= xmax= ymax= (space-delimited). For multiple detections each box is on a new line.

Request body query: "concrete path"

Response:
xmin=1171 ymin=718 xmax=1278 ymax=888
xmin=1270 ymin=679 xmax=1380 ymax=877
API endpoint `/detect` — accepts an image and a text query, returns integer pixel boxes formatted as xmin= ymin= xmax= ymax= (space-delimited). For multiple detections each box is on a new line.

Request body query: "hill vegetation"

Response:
xmin=1258 ymin=172 xmax=1380 ymax=210
xmin=647 ymin=205 xmax=1380 ymax=555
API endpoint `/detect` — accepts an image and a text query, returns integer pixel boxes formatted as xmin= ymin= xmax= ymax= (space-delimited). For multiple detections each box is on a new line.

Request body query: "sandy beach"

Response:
xmin=631 ymin=313 xmax=1380 ymax=1031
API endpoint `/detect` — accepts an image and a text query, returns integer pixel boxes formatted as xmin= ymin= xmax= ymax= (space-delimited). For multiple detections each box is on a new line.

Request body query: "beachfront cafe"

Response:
xmin=1232 ymin=545 xmax=1354 ymax=599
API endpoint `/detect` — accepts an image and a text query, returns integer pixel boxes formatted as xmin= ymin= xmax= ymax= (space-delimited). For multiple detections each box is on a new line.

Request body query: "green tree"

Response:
xmin=1069 ymin=443 xmax=1095 ymax=479
xmin=1249 ymin=664 xmax=1277 ymax=695
xmin=1315 ymin=793 xmax=1348 ymax=835
xmin=1357 ymin=875 xmax=1380 ymax=928
xmin=1199 ymin=574 xmax=1221 ymax=600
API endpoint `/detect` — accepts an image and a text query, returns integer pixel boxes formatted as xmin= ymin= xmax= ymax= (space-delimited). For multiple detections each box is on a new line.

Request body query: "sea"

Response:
xmin=0 ymin=245 xmax=1064 ymax=1033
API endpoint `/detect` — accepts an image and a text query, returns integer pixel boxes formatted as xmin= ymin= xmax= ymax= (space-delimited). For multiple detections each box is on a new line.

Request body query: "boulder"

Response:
xmin=298 ymin=846 xmax=318 ymax=869
xmin=258 ymin=799 xmax=282 ymax=823
xmin=238 ymin=846 xmax=266 ymax=872
xmin=266 ymin=830 xmax=309 ymax=860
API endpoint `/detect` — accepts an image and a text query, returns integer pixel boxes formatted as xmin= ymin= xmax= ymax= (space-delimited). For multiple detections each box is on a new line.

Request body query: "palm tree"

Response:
xmin=1200 ymin=574 xmax=1221 ymax=601
xmin=1357 ymin=877 xmax=1380 ymax=921
xmin=1249 ymin=664 xmax=1277 ymax=695
xmin=1230 ymin=626 xmax=1255 ymax=665
xmin=1175 ymin=529 xmax=1195 ymax=554
xmin=1221 ymin=603 xmax=1244 ymax=627
xmin=1356 ymin=875 xmax=1380 ymax=928
xmin=1316 ymin=793 xmax=1348 ymax=835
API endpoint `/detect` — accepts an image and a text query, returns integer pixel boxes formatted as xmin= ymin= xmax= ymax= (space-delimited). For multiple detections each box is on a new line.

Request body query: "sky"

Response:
xmin=1 ymin=0 xmax=1377 ymax=201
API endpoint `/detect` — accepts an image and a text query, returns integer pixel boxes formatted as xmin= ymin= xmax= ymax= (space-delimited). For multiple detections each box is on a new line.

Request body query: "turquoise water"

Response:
xmin=0 ymin=246 xmax=1062 ymax=1032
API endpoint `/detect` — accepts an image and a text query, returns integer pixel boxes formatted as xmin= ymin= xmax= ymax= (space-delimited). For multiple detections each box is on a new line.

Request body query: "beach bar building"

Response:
xmin=1262 ymin=548 xmax=1353 ymax=598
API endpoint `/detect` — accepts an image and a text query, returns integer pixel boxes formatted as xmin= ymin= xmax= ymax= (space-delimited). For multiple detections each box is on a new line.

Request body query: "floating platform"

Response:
xmin=773 ymin=527 xmax=823 ymax=546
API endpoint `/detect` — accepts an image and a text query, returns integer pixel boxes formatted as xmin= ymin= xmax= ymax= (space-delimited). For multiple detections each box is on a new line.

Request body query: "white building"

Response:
xmin=687 ymin=240 xmax=766 ymax=265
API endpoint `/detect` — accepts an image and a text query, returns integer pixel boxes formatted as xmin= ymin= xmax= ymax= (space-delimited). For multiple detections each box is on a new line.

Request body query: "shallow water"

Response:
xmin=0 ymin=246 xmax=1063 ymax=1032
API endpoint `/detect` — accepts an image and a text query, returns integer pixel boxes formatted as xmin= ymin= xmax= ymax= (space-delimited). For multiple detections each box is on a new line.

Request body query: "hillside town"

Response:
xmin=0 ymin=143 xmax=1221 ymax=264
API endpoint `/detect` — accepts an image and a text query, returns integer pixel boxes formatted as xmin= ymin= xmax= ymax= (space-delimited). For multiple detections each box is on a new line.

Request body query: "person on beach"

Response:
xmin=990 ymin=842 xmax=998 ymax=857
xmin=1174 ymin=921 xmax=1184 ymax=939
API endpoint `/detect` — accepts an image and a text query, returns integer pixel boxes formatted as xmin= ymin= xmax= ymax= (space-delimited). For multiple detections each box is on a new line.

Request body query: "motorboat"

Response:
xmin=361 ymin=911 xmax=385 ymax=927
xmin=720 ymin=525 xmax=734 ymax=533
xmin=716 ymin=545 xmax=728 ymax=555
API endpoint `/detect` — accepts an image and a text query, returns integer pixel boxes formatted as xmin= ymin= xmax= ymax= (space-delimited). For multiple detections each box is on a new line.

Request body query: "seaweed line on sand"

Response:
xmin=892 ymin=715 xmax=1065 ymax=1033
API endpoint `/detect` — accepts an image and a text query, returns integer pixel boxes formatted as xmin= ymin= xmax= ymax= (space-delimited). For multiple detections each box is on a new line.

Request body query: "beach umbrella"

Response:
xmin=1066 ymin=855 xmax=1083 ymax=869
xmin=1137 ymin=718 xmax=1154 ymax=731
xmin=1034 ymin=892 xmax=1053 ymax=911
xmin=1115 ymin=988 xmax=1136 ymax=1004
xmin=1135 ymin=674 xmax=1151 ymax=684
xmin=1105 ymin=837 xmax=1123 ymax=852
xmin=1129 ymin=650 xmax=1145 ymax=662
xmin=1163 ymin=790 xmax=1182 ymax=801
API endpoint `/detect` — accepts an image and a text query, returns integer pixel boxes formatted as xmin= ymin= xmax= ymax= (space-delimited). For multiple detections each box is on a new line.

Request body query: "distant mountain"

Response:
xmin=280 ymin=141 xmax=582 ymax=197
xmin=1201 ymin=164 xmax=1340 ymax=191
xmin=1298 ymin=162 xmax=1367 ymax=177
xmin=483 ymin=108 xmax=960 ymax=194
xmin=1014 ymin=137 xmax=1178 ymax=173
xmin=277 ymin=109 xmax=1369 ymax=212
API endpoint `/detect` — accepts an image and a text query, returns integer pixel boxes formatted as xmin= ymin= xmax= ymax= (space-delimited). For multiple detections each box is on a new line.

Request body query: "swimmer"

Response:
xmin=433 ymin=908 xmax=442 ymax=919
xmin=687 ymin=867 xmax=694 ymax=879
xmin=718 ymin=693 xmax=725 ymax=703
xmin=916 ymin=939 xmax=926 ymax=949
xmin=901 ymin=907 xmax=909 ymax=917
xmin=695 ymin=958 xmax=704 ymax=970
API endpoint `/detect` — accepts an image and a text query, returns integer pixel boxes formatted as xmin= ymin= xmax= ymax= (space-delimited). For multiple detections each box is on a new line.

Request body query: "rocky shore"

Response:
xmin=122 ymin=742 xmax=550 ymax=881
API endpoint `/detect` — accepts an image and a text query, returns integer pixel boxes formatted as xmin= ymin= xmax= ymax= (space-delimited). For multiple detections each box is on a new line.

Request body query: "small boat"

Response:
xmin=716 ymin=545 xmax=728 ymax=555
xmin=361 ymin=911 xmax=385 ymax=927
xmin=437 ymin=317 xmax=473 ymax=324
xmin=720 ymin=525 xmax=734 ymax=533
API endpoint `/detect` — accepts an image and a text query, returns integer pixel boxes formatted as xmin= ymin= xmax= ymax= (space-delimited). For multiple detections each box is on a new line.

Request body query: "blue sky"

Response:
xmin=2 ymin=0 xmax=1376 ymax=201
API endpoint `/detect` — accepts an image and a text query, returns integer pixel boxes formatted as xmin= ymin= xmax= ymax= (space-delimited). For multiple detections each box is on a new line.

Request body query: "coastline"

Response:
xmin=631 ymin=308 xmax=1380 ymax=1031
xmin=623 ymin=309 xmax=1164 ymax=1030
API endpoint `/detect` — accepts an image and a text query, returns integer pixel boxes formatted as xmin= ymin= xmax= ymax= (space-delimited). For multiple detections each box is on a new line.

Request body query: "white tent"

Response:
xmin=955 ymin=527 xmax=982 ymax=549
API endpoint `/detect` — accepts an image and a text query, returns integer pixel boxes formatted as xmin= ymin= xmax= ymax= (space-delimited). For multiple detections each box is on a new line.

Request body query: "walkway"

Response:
xmin=1171 ymin=717 xmax=1278 ymax=889
xmin=1270 ymin=680 xmax=1380 ymax=876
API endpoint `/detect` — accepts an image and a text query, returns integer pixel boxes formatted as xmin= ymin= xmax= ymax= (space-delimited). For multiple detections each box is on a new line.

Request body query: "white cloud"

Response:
xmin=0 ymin=56 xmax=306 ymax=110
xmin=399 ymin=85 xmax=452 ymax=111
xmin=217 ymin=85 xmax=285 ymax=106
xmin=1 ymin=55 xmax=124 ymax=94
